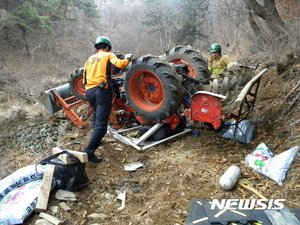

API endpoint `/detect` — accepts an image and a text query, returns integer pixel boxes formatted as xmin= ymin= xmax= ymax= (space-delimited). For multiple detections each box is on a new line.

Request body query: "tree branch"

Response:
xmin=244 ymin=0 xmax=267 ymax=19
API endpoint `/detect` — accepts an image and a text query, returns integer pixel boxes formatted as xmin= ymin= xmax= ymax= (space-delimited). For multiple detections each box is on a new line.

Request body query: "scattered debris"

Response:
xmin=58 ymin=202 xmax=71 ymax=212
xmin=36 ymin=164 xmax=55 ymax=212
xmin=87 ymin=213 xmax=109 ymax=220
xmin=115 ymin=190 xmax=126 ymax=211
xmin=245 ymin=143 xmax=299 ymax=185
xmin=55 ymin=189 xmax=76 ymax=201
xmin=100 ymin=192 xmax=115 ymax=200
xmin=0 ymin=179 xmax=43 ymax=224
xmin=49 ymin=206 xmax=60 ymax=214
xmin=124 ymin=162 xmax=144 ymax=171
xmin=64 ymin=132 xmax=79 ymax=139
xmin=52 ymin=147 xmax=88 ymax=163
xmin=0 ymin=164 xmax=45 ymax=201
xmin=219 ymin=165 xmax=241 ymax=191
xmin=186 ymin=199 xmax=259 ymax=225
xmin=221 ymin=118 xmax=258 ymax=143
xmin=35 ymin=218 xmax=53 ymax=225
xmin=81 ymin=210 xmax=87 ymax=220
xmin=238 ymin=179 xmax=267 ymax=199
xmin=265 ymin=207 xmax=300 ymax=225
xmin=39 ymin=212 xmax=63 ymax=225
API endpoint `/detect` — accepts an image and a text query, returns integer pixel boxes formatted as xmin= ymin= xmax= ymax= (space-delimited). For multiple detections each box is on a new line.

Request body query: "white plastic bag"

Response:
xmin=0 ymin=164 xmax=45 ymax=201
xmin=246 ymin=143 xmax=299 ymax=185
xmin=0 ymin=179 xmax=42 ymax=225
xmin=245 ymin=143 xmax=273 ymax=172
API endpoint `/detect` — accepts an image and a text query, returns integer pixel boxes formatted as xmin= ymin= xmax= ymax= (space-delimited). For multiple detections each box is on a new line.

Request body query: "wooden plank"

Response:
xmin=52 ymin=147 xmax=88 ymax=163
xmin=49 ymin=206 xmax=60 ymax=214
xmin=39 ymin=212 xmax=63 ymax=225
xmin=57 ymin=154 xmax=72 ymax=164
xmin=35 ymin=164 xmax=55 ymax=212
xmin=35 ymin=219 xmax=53 ymax=225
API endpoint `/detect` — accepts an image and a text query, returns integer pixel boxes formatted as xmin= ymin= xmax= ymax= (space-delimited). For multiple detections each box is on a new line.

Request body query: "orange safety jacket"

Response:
xmin=83 ymin=51 xmax=130 ymax=90
xmin=208 ymin=55 xmax=232 ymax=74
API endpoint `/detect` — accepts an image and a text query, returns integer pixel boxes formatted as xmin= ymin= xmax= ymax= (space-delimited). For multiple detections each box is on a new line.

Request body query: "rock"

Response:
xmin=100 ymin=192 xmax=115 ymax=200
xmin=144 ymin=216 xmax=154 ymax=225
xmin=24 ymin=127 xmax=32 ymax=135
xmin=55 ymin=189 xmax=76 ymax=201
xmin=45 ymin=136 xmax=54 ymax=145
xmin=49 ymin=206 xmax=60 ymax=214
xmin=58 ymin=202 xmax=71 ymax=211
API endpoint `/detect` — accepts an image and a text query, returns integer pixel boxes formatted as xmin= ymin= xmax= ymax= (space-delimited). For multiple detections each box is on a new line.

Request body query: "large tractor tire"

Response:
xmin=124 ymin=55 xmax=183 ymax=122
xmin=162 ymin=45 xmax=211 ymax=83
xmin=205 ymin=67 xmax=254 ymax=96
xmin=69 ymin=68 xmax=86 ymax=101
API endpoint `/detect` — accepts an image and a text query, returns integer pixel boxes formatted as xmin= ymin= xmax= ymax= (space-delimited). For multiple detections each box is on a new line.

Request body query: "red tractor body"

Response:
xmin=40 ymin=46 xmax=267 ymax=149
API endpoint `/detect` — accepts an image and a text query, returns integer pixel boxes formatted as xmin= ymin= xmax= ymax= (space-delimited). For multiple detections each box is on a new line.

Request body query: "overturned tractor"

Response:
xmin=40 ymin=45 xmax=267 ymax=150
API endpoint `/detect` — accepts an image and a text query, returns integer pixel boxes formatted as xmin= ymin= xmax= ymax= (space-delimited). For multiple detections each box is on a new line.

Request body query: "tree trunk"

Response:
xmin=244 ymin=0 xmax=288 ymax=38
xmin=21 ymin=28 xmax=30 ymax=57
xmin=244 ymin=3 xmax=262 ymax=38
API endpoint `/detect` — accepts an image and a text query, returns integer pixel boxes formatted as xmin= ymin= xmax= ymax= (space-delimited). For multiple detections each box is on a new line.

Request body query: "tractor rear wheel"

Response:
xmin=69 ymin=68 xmax=86 ymax=100
xmin=162 ymin=45 xmax=210 ymax=82
xmin=124 ymin=55 xmax=183 ymax=122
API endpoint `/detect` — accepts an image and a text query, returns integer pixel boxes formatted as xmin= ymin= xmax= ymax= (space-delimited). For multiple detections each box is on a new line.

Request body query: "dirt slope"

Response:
xmin=1 ymin=53 xmax=300 ymax=225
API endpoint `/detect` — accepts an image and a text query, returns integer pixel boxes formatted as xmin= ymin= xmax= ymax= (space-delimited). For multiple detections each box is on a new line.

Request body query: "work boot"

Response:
xmin=88 ymin=154 xmax=103 ymax=163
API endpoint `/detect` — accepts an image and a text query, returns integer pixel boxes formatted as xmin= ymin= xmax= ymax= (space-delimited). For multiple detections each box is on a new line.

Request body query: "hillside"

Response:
xmin=0 ymin=47 xmax=299 ymax=225
xmin=1 ymin=0 xmax=300 ymax=224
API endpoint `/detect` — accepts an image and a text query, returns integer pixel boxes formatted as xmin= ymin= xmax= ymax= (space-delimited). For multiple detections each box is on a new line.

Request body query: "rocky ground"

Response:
xmin=0 ymin=53 xmax=299 ymax=225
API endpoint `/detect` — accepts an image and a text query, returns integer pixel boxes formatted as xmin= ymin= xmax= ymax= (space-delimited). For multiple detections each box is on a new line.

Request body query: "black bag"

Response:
xmin=39 ymin=151 xmax=90 ymax=191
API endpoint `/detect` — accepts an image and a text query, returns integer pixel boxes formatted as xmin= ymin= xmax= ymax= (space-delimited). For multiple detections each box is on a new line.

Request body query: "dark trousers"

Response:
xmin=84 ymin=87 xmax=112 ymax=155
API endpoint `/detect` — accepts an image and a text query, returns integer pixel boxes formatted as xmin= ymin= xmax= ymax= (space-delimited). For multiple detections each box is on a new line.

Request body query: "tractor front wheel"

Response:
xmin=69 ymin=68 xmax=86 ymax=100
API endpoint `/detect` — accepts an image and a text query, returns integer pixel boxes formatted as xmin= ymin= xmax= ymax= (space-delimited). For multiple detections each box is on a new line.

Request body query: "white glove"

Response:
xmin=227 ymin=62 xmax=240 ymax=69
xmin=125 ymin=54 xmax=133 ymax=61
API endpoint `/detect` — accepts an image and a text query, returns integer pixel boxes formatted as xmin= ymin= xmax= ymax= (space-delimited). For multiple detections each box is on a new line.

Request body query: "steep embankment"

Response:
xmin=0 ymin=51 xmax=299 ymax=225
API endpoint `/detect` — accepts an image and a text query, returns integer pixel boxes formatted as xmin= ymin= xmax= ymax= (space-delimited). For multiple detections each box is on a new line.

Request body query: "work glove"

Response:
xmin=125 ymin=54 xmax=133 ymax=62
xmin=227 ymin=62 xmax=240 ymax=69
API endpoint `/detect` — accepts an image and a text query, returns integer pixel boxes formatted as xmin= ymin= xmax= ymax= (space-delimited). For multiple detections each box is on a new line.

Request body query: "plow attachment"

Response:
xmin=39 ymin=83 xmax=85 ymax=127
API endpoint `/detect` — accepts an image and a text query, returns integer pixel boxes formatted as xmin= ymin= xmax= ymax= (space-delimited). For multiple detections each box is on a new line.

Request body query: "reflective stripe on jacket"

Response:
xmin=208 ymin=55 xmax=232 ymax=74
xmin=84 ymin=51 xmax=130 ymax=90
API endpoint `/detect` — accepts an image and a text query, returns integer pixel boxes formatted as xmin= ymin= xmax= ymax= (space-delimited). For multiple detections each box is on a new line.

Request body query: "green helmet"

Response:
xmin=95 ymin=36 xmax=112 ymax=50
xmin=210 ymin=43 xmax=221 ymax=53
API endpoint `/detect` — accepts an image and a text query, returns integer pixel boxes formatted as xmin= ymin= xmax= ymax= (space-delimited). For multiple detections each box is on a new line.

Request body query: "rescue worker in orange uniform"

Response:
xmin=208 ymin=43 xmax=233 ymax=78
xmin=83 ymin=36 xmax=131 ymax=163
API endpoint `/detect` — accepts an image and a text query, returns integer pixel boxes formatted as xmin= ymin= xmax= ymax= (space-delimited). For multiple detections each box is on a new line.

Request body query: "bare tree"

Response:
xmin=175 ymin=0 xmax=209 ymax=47
xmin=95 ymin=0 xmax=184 ymax=55
xmin=141 ymin=0 xmax=182 ymax=53
xmin=243 ymin=0 xmax=289 ymax=38
xmin=206 ymin=0 xmax=252 ymax=55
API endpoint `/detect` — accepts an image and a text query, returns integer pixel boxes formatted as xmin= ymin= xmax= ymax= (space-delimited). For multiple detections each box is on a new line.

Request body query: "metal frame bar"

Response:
xmin=108 ymin=123 xmax=191 ymax=150
xmin=52 ymin=90 xmax=85 ymax=127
